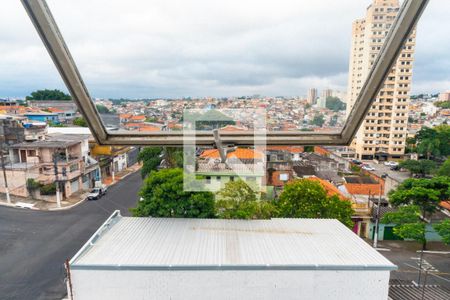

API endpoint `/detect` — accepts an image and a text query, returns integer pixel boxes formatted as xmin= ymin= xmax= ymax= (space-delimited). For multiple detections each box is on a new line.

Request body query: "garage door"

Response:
xmin=383 ymin=226 xmax=403 ymax=240
xmin=70 ymin=179 xmax=79 ymax=193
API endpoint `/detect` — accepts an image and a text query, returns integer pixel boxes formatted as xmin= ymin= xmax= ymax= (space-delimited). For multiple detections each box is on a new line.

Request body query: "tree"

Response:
xmin=437 ymin=158 xmax=450 ymax=176
xmin=399 ymin=159 xmax=436 ymax=177
xmin=276 ymin=179 xmax=354 ymax=228
xmin=388 ymin=177 xmax=450 ymax=219
xmin=434 ymin=101 xmax=450 ymax=109
xmin=95 ymin=104 xmax=111 ymax=114
xmin=161 ymin=147 xmax=183 ymax=169
xmin=73 ymin=117 xmax=88 ymax=127
xmin=433 ymin=219 xmax=450 ymax=245
xmin=25 ymin=89 xmax=71 ymax=100
xmin=414 ymin=126 xmax=448 ymax=159
xmin=435 ymin=124 xmax=450 ymax=157
xmin=310 ymin=114 xmax=325 ymax=127
xmin=325 ymin=96 xmax=346 ymax=112
xmin=216 ymin=180 xmax=259 ymax=219
xmin=131 ymin=168 xmax=215 ymax=218
xmin=382 ymin=205 xmax=426 ymax=245
xmin=138 ymin=147 xmax=163 ymax=178
xmin=215 ymin=180 xmax=276 ymax=219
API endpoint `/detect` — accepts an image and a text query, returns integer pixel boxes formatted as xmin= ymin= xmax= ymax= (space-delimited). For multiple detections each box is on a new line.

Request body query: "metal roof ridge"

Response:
xmin=70 ymin=264 xmax=398 ymax=271
xmin=69 ymin=210 xmax=122 ymax=265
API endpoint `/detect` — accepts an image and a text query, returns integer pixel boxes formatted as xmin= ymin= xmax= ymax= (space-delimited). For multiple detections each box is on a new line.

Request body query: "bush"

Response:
xmin=40 ymin=183 xmax=57 ymax=195
xmin=26 ymin=178 xmax=40 ymax=190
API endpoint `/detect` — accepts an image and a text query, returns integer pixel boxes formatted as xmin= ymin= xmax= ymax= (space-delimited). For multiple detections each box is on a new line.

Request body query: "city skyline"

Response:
xmin=0 ymin=0 xmax=449 ymax=98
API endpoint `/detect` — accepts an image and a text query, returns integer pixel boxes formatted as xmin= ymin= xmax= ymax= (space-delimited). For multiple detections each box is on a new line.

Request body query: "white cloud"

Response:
xmin=0 ymin=0 xmax=449 ymax=98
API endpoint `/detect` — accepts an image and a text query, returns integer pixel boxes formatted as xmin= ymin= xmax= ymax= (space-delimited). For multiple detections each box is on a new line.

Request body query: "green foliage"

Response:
xmin=145 ymin=116 xmax=158 ymax=123
xmin=437 ymin=158 xmax=450 ymax=176
xmin=388 ymin=177 xmax=450 ymax=217
xmin=399 ymin=159 xmax=436 ymax=176
xmin=414 ymin=125 xmax=450 ymax=159
xmin=95 ymin=104 xmax=111 ymax=114
xmin=394 ymin=177 xmax=450 ymax=202
xmin=39 ymin=183 xmax=56 ymax=195
xmin=325 ymin=96 xmax=346 ymax=112
xmin=48 ymin=121 xmax=67 ymax=127
xmin=26 ymin=89 xmax=71 ymax=100
xmin=138 ymin=147 xmax=183 ymax=179
xmin=131 ymin=168 xmax=215 ymax=218
xmin=389 ymin=187 xmax=440 ymax=217
xmin=162 ymin=147 xmax=183 ymax=169
xmin=382 ymin=205 xmax=426 ymax=244
xmin=215 ymin=180 xmax=276 ymax=219
xmin=435 ymin=125 xmax=450 ymax=157
xmin=26 ymin=178 xmax=40 ymax=190
xmin=303 ymin=146 xmax=314 ymax=152
xmin=276 ymin=179 xmax=354 ymax=228
xmin=433 ymin=219 xmax=450 ymax=245
xmin=350 ymin=165 xmax=361 ymax=173
xmin=138 ymin=147 xmax=163 ymax=178
xmin=434 ymin=101 xmax=450 ymax=109
xmin=310 ymin=114 xmax=325 ymax=127
xmin=73 ymin=117 xmax=88 ymax=127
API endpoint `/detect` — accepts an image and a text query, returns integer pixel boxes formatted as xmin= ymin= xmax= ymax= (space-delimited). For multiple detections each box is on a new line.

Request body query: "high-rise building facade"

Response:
xmin=346 ymin=0 xmax=415 ymax=160
xmin=307 ymin=88 xmax=318 ymax=104
xmin=321 ymin=89 xmax=333 ymax=100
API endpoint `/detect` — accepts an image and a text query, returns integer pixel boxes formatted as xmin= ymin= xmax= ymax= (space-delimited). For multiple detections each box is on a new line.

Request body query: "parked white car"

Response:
xmin=362 ymin=164 xmax=375 ymax=171
xmin=384 ymin=161 xmax=399 ymax=167
xmin=86 ymin=188 xmax=106 ymax=201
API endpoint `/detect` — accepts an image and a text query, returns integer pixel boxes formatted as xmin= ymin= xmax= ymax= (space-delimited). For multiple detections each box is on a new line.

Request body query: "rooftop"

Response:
xmin=200 ymin=148 xmax=263 ymax=160
xmin=70 ymin=212 xmax=396 ymax=271
xmin=10 ymin=133 xmax=90 ymax=149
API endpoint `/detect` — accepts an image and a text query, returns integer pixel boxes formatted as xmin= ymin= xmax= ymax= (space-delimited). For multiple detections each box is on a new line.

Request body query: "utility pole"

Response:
xmin=373 ymin=182 xmax=383 ymax=248
xmin=0 ymin=142 xmax=11 ymax=204
xmin=111 ymin=161 xmax=115 ymax=182
xmin=53 ymin=152 xmax=61 ymax=208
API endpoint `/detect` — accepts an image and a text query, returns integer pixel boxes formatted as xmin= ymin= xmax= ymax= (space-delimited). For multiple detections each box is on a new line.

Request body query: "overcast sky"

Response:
xmin=0 ymin=0 xmax=449 ymax=99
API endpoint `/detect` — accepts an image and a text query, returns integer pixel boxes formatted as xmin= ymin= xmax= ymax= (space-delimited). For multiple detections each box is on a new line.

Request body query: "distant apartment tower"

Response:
xmin=307 ymin=88 xmax=318 ymax=104
xmin=346 ymin=0 xmax=416 ymax=160
xmin=321 ymin=89 xmax=333 ymax=100
xmin=439 ymin=91 xmax=450 ymax=101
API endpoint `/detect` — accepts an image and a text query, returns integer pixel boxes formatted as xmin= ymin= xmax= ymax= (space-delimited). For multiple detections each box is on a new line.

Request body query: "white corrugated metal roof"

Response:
xmin=70 ymin=212 xmax=396 ymax=271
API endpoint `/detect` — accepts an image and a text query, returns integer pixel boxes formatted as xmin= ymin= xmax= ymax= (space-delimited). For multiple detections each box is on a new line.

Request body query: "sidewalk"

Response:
xmin=102 ymin=163 xmax=142 ymax=186
xmin=364 ymin=238 xmax=450 ymax=252
xmin=0 ymin=163 xmax=142 ymax=211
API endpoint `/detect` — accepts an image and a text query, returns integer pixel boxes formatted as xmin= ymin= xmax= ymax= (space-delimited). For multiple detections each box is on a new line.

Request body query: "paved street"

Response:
xmin=376 ymin=240 xmax=450 ymax=290
xmin=0 ymin=171 xmax=143 ymax=300
xmin=362 ymin=160 xmax=411 ymax=183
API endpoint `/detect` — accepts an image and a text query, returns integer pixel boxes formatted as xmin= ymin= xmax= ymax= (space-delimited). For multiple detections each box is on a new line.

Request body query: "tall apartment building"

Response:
xmin=307 ymin=88 xmax=318 ymax=104
xmin=321 ymin=89 xmax=333 ymax=100
xmin=346 ymin=0 xmax=415 ymax=160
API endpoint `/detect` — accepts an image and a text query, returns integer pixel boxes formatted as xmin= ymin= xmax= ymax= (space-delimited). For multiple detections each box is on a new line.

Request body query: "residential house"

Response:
xmin=305 ymin=176 xmax=371 ymax=237
xmin=196 ymin=148 xmax=265 ymax=192
xmin=2 ymin=134 xmax=99 ymax=201
xmin=0 ymin=115 xmax=47 ymax=148
xmin=24 ymin=112 xmax=60 ymax=124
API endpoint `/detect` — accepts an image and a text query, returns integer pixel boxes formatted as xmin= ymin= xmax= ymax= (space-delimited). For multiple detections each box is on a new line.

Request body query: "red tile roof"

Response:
xmin=440 ymin=201 xmax=450 ymax=211
xmin=130 ymin=115 xmax=146 ymax=121
xmin=306 ymin=177 xmax=348 ymax=200
xmin=200 ymin=148 xmax=263 ymax=160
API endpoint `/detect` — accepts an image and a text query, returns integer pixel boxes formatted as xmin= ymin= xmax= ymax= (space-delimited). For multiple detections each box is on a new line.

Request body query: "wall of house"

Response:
xmin=70 ymin=269 xmax=391 ymax=300
xmin=0 ymin=168 xmax=39 ymax=197
xmin=200 ymin=174 xmax=264 ymax=193
xmin=113 ymin=154 xmax=127 ymax=173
